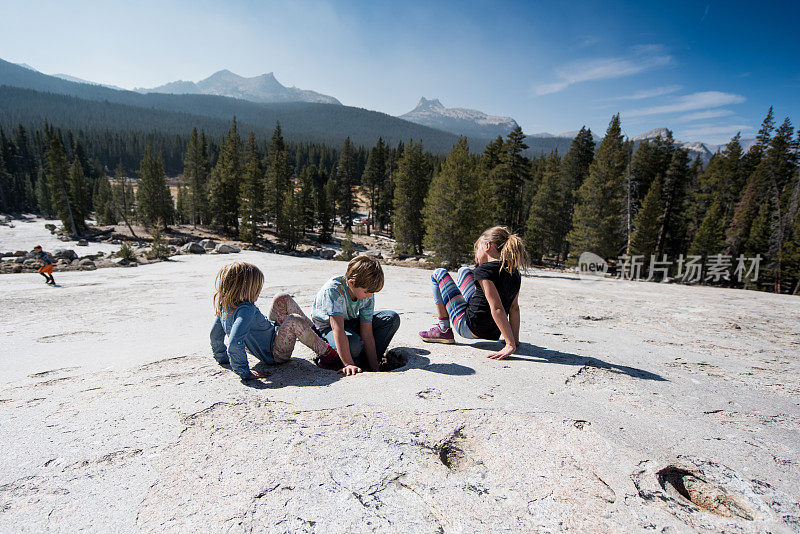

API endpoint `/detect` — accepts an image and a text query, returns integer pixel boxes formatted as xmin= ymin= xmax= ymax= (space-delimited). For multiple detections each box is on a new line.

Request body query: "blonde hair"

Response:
xmin=346 ymin=255 xmax=384 ymax=293
xmin=475 ymin=226 xmax=529 ymax=273
xmin=213 ymin=261 xmax=264 ymax=312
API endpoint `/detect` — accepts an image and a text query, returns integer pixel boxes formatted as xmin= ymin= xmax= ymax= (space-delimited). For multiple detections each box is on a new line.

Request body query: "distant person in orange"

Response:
xmin=32 ymin=245 xmax=56 ymax=285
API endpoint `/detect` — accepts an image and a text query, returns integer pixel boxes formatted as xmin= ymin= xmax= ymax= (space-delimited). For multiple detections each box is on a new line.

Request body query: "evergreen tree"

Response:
xmin=93 ymin=175 xmax=117 ymax=225
xmin=423 ymin=137 xmax=488 ymax=268
xmin=68 ymin=158 xmax=90 ymax=231
xmin=317 ymin=176 xmax=334 ymax=243
xmin=136 ymin=144 xmax=174 ymax=228
xmin=112 ymin=161 xmax=138 ymax=238
xmin=526 ymin=152 xmax=565 ymax=263
xmin=207 ymin=119 xmax=242 ymax=233
xmin=656 ymin=148 xmax=691 ymax=258
xmin=336 ymin=137 xmax=359 ymax=230
xmin=362 ymin=137 xmax=386 ymax=235
xmin=376 ymin=141 xmax=401 ymax=232
xmin=392 ymin=140 xmax=430 ymax=255
xmin=558 ymin=127 xmax=595 ymax=257
xmin=489 ymin=126 xmax=530 ymax=231
xmin=175 ymin=183 xmax=191 ymax=224
xmin=239 ymin=132 xmax=266 ymax=244
xmin=567 ymin=114 xmax=629 ymax=261
xmin=45 ymin=133 xmax=80 ymax=236
xmin=688 ymin=200 xmax=726 ymax=258
xmin=628 ymin=175 xmax=663 ymax=259
xmin=182 ymin=128 xmax=210 ymax=226
xmin=278 ymin=187 xmax=303 ymax=250
xmin=299 ymin=165 xmax=317 ymax=234
xmin=35 ymin=169 xmax=55 ymax=218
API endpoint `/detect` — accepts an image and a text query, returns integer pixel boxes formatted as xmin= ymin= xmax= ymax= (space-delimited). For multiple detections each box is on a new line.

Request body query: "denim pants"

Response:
xmin=318 ymin=310 xmax=400 ymax=366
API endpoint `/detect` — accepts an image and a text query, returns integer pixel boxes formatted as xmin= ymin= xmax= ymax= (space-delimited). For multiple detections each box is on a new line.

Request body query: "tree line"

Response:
xmin=1 ymin=109 xmax=797 ymax=294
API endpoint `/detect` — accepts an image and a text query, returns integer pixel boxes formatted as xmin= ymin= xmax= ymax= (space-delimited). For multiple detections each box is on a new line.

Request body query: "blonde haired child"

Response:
xmin=420 ymin=226 xmax=529 ymax=360
xmin=210 ymin=261 xmax=339 ymax=381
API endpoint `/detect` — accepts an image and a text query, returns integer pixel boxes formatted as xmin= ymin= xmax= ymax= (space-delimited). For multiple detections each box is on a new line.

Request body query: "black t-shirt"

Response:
xmin=465 ymin=261 xmax=521 ymax=340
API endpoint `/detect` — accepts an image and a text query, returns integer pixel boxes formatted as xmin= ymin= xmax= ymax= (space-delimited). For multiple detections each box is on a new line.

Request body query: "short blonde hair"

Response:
xmin=213 ymin=261 xmax=264 ymax=312
xmin=345 ymin=255 xmax=384 ymax=293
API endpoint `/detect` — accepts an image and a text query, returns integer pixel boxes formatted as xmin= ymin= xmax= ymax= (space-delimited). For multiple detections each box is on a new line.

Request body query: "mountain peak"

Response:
xmin=401 ymin=98 xmax=518 ymax=139
xmin=633 ymin=127 xmax=672 ymax=141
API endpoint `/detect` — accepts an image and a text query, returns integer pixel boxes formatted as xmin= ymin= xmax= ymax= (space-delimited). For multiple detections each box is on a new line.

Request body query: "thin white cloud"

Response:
xmin=533 ymin=46 xmax=672 ymax=96
xmin=681 ymin=124 xmax=752 ymax=137
xmin=675 ymin=109 xmax=734 ymax=122
xmin=624 ymin=91 xmax=745 ymax=117
xmin=605 ymin=85 xmax=682 ymax=101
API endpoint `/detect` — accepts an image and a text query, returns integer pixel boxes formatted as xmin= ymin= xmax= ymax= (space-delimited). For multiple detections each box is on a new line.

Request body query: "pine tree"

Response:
xmin=266 ymin=122 xmax=291 ymax=231
xmin=656 ymin=148 xmax=690 ymax=258
xmin=489 ymin=127 xmax=530 ymax=231
xmin=336 ymin=137 xmax=358 ymax=230
xmin=207 ymin=119 xmax=242 ymax=233
xmin=423 ymin=137 xmax=488 ymax=268
xmin=688 ymin=200 xmax=726 ymax=258
xmin=278 ymin=187 xmax=303 ymax=250
xmin=526 ymin=152 xmax=565 ymax=263
xmin=35 ymin=169 xmax=55 ymax=218
xmin=299 ymin=165 xmax=316 ymax=234
xmin=93 ymin=175 xmax=117 ymax=225
xmin=175 ymin=183 xmax=191 ymax=224
xmin=317 ymin=176 xmax=335 ymax=243
xmin=376 ymin=141 xmax=401 ymax=232
xmin=112 ymin=161 xmax=138 ymax=238
xmin=136 ymin=144 xmax=174 ymax=229
xmin=182 ymin=128 xmax=210 ymax=226
xmin=628 ymin=175 xmax=663 ymax=259
xmin=392 ymin=140 xmax=430 ymax=255
xmin=567 ymin=114 xmax=629 ymax=261
xmin=362 ymin=137 xmax=386 ymax=235
xmin=239 ymin=132 xmax=266 ymax=244
xmin=45 ymin=133 xmax=80 ymax=236
xmin=68 ymin=158 xmax=90 ymax=231
xmin=558 ymin=127 xmax=595 ymax=257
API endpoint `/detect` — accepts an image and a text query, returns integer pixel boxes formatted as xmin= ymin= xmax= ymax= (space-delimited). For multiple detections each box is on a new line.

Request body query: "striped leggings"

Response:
xmin=430 ymin=267 xmax=477 ymax=339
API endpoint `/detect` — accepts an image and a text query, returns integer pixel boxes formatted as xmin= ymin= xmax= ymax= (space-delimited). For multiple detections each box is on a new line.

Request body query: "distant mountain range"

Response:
xmin=135 ymin=69 xmax=342 ymax=105
xmin=400 ymin=97 xmax=519 ymax=140
xmin=1 ymin=58 xmax=751 ymax=159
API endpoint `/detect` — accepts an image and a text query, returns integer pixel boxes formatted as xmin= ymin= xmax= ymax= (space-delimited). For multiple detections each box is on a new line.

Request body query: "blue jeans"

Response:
xmin=318 ymin=310 xmax=400 ymax=367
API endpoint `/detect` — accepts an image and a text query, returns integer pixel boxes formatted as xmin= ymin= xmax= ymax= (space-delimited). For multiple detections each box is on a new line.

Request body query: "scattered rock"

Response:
xmin=364 ymin=249 xmax=383 ymax=259
xmin=319 ymin=249 xmax=336 ymax=260
xmin=214 ymin=244 xmax=240 ymax=254
xmin=77 ymin=239 xmax=89 ymax=246
xmin=198 ymin=239 xmax=217 ymax=250
xmin=53 ymin=249 xmax=78 ymax=261
xmin=181 ymin=242 xmax=206 ymax=254
xmin=13 ymin=250 xmax=27 ymax=257
xmin=58 ymin=236 xmax=71 ymax=242
xmin=44 ymin=223 xmax=56 ymax=232
xmin=78 ymin=259 xmax=96 ymax=271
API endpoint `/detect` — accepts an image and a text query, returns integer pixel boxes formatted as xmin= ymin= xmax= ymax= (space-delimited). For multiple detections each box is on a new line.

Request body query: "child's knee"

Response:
xmin=272 ymin=292 xmax=292 ymax=307
xmin=458 ymin=266 xmax=473 ymax=277
xmin=432 ymin=267 xmax=449 ymax=281
xmin=283 ymin=313 xmax=309 ymax=330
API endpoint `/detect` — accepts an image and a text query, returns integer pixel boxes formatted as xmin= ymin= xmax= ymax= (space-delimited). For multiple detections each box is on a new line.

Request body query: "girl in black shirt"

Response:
xmin=420 ymin=226 xmax=528 ymax=359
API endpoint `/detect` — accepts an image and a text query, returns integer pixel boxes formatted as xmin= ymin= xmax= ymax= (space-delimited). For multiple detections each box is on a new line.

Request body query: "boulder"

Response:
xmin=77 ymin=259 xmax=94 ymax=268
xmin=77 ymin=239 xmax=89 ymax=246
xmin=11 ymin=264 xmax=22 ymax=273
xmin=53 ymin=249 xmax=78 ymax=261
xmin=181 ymin=242 xmax=206 ymax=254
xmin=23 ymin=258 xmax=37 ymax=265
xmin=198 ymin=239 xmax=217 ymax=250
xmin=13 ymin=250 xmax=27 ymax=257
xmin=13 ymin=257 xmax=25 ymax=264
xmin=319 ymin=249 xmax=336 ymax=260
xmin=214 ymin=244 xmax=240 ymax=254
xmin=44 ymin=223 xmax=56 ymax=232
xmin=365 ymin=249 xmax=383 ymax=259
xmin=110 ymin=239 xmax=121 ymax=245
xmin=58 ymin=236 xmax=71 ymax=242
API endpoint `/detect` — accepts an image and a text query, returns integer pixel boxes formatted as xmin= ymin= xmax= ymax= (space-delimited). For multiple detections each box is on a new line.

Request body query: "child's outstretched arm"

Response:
xmin=509 ymin=294 xmax=521 ymax=348
xmin=359 ymin=321 xmax=379 ymax=372
xmin=210 ymin=315 xmax=229 ymax=365
xmin=226 ymin=307 xmax=258 ymax=380
xmin=478 ymin=279 xmax=517 ymax=360
xmin=329 ymin=315 xmax=362 ymax=376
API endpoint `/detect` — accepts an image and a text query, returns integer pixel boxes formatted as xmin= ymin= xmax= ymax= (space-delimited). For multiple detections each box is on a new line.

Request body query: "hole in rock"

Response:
xmin=656 ymin=466 xmax=755 ymax=520
xmin=379 ymin=348 xmax=409 ymax=371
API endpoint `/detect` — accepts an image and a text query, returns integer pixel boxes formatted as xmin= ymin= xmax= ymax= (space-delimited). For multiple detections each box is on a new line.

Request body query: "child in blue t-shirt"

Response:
xmin=311 ymin=256 xmax=400 ymax=375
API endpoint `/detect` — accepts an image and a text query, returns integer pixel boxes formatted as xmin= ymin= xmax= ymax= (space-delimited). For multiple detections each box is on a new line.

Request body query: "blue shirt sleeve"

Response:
xmin=227 ymin=306 xmax=256 ymax=380
xmin=359 ymin=296 xmax=375 ymax=323
xmin=209 ymin=314 xmax=228 ymax=364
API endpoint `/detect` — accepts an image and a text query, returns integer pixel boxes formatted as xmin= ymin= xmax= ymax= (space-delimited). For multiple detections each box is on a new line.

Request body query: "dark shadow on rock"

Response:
xmin=469 ymin=341 xmax=666 ymax=381
xmin=381 ymin=347 xmax=431 ymax=372
xmin=250 ymin=358 xmax=342 ymax=389
xmin=422 ymin=362 xmax=476 ymax=376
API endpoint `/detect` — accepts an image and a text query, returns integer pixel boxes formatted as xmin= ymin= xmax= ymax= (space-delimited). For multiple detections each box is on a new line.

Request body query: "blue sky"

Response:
xmin=1 ymin=0 xmax=797 ymax=144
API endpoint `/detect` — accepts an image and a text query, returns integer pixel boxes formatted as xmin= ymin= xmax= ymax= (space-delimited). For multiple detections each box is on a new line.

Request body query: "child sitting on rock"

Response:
xmin=311 ymin=255 xmax=400 ymax=375
xmin=419 ymin=226 xmax=528 ymax=360
xmin=32 ymin=245 xmax=55 ymax=285
xmin=210 ymin=261 xmax=339 ymax=381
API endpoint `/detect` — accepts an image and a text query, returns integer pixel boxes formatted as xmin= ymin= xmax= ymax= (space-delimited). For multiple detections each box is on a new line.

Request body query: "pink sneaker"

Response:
xmin=419 ymin=325 xmax=455 ymax=344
